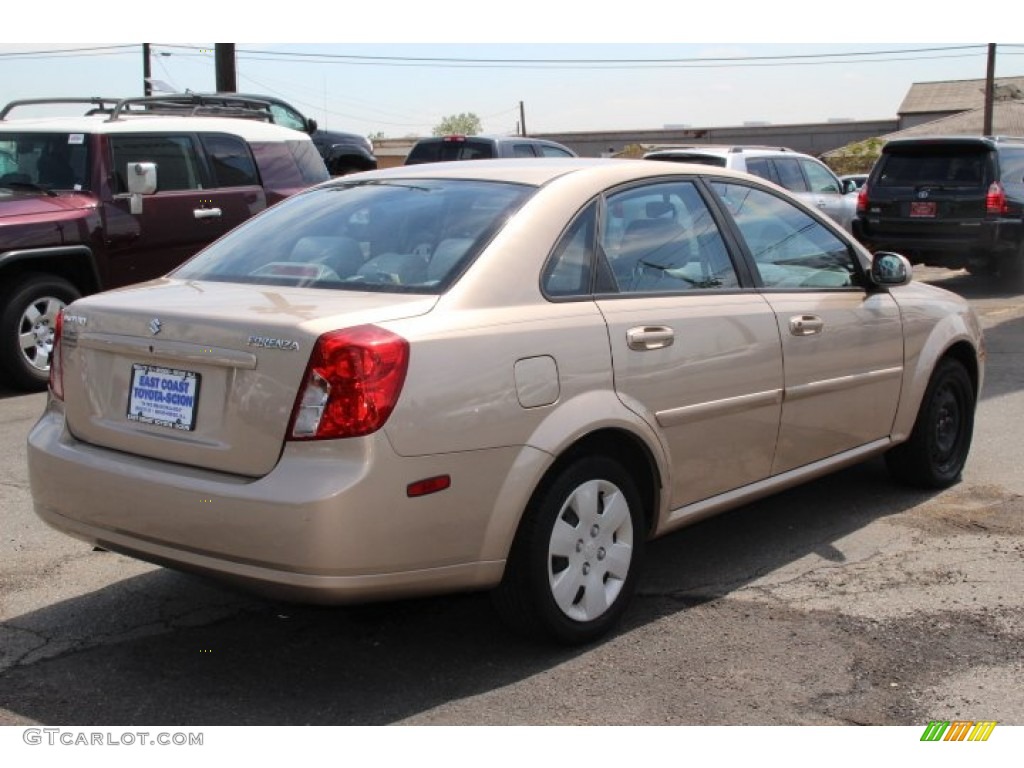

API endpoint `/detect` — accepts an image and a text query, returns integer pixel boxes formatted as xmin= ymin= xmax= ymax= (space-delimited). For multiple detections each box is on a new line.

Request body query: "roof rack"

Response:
xmin=0 ymin=97 xmax=122 ymax=121
xmin=0 ymin=95 xmax=274 ymax=123
xmin=107 ymin=95 xmax=273 ymax=122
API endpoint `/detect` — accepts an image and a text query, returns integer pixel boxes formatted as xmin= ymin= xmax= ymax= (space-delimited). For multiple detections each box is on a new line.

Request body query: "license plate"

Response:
xmin=127 ymin=364 xmax=201 ymax=431
xmin=909 ymin=201 xmax=937 ymax=218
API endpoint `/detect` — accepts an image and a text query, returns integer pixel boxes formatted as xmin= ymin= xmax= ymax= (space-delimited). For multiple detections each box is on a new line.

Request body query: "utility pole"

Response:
xmin=143 ymin=44 xmax=151 ymax=96
xmin=215 ymin=44 xmax=237 ymax=93
xmin=983 ymin=43 xmax=996 ymax=136
xmin=519 ymin=101 xmax=527 ymax=136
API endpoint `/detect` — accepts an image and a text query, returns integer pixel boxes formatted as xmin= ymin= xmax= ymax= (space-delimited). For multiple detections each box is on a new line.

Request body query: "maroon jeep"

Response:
xmin=0 ymin=97 xmax=329 ymax=390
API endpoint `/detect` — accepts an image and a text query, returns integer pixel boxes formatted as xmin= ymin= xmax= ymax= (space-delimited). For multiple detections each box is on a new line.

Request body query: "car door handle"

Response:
xmin=789 ymin=315 xmax=824 ymax=336
xmin=193 ymin=207 xmax=222 ymax=220
xmin=627 ymin=326 xmax=675 ymax=351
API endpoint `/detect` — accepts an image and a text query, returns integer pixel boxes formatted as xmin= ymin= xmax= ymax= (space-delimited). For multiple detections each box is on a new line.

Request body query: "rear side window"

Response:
xmin=773 ymin=158 xmax=809 ymax=192
xmin=998 ymin=148 xmax=1024 ymax=184
xmin=110 ymin=135 xmax=202 ymax=192
xmin=877 ymin=146 xmax=990 ymax=187
xmin=512 ymin=144 xmax=537 ymax=158
xmin=744 ymin=157 xmax=776 ymax=183
xmin=200 ymin=134 xmax=260 ymax=187
xmin=250 ymin=140 xmax=329 ymax=190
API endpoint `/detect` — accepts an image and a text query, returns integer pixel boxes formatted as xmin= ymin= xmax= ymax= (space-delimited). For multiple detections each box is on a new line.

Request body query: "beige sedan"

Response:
xmin=27 ymin=159 xmax=984 ymax=644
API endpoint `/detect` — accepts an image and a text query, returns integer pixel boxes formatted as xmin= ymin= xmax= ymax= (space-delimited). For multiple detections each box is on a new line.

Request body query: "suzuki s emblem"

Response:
xmin=149 ymin=318 xmax=162 ymax=335
xmin=918 ymin=190 xmax=930 ymax=199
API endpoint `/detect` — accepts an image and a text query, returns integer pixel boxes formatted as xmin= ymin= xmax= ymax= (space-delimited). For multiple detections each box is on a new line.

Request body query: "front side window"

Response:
xmin=0 ymin=132 xmax=91 ymax=191
xmin=268 ymin=103 xmax=308 ymax=132
xmin=800 ymin=158 xmax=841 ymax=194
xmin=173 ymin=178 xmax=536 ymax=293
xmin=540 ymin=145 xmax=574 ymax=158
xmin=601 ymin=180 xmax=739 ymax=293
xmin=110 ymin=135 xmax=202 ymax=192
xmin=710 ymin=181 xmax=860 ymax=289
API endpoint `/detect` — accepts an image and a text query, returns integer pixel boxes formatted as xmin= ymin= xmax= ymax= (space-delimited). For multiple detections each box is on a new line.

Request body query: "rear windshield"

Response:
xmin=0 ymin=132 xmax=91 ymax=191
xmin=406 ymin=139 xmax=496 ymax=164
xmin=876 ymin=145 xmax=991 ymax=187
xmin=173 ymin=178 xmax=536 ymax=293
xmin=646 ymin=154 xmax=727 ymax=167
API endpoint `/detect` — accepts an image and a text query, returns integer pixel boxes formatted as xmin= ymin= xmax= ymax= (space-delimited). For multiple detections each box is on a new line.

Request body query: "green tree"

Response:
xmin=432 ymin=112 xmax=482 ymax=136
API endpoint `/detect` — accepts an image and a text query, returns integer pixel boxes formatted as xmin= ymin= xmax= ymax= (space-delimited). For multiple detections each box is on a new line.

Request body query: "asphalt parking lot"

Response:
xmin=0 ymin=267 xmax=1021 ymax=726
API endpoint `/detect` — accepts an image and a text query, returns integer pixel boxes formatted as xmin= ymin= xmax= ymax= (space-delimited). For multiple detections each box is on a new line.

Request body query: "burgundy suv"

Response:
xmin=0 ymin=97 xmax=329 ymax=390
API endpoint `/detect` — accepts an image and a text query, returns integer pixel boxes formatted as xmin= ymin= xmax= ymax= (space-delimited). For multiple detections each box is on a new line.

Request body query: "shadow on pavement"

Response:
xmin=0 ymin=458 xmax=939 ymax=725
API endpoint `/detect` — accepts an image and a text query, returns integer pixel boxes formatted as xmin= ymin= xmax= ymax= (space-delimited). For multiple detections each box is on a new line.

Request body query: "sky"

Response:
xmin=1 ymin=4 xmax=1018 ymax=139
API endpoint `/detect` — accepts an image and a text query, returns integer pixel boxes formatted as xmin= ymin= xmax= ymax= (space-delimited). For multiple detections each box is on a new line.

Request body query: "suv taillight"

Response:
xmin=986 ymin=181 xmax=1008 ymax=215
xmin=856 ymin=183 xmax=869 ymax=215
xmin=49 ymin=310 xmax=64 ymax=401
xmin=287 ymin=325 xmax=409 ymax=440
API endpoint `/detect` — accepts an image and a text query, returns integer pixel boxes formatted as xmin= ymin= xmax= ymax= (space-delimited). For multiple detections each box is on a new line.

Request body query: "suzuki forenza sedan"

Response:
xmin=28 ymin=158 xmax=984 ymax=645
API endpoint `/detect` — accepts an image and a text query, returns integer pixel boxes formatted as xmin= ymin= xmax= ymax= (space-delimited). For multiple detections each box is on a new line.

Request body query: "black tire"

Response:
xmin=885 ymin=358 xmax=975 ymax=489
xmin=0 ymin=273 xmax=80 ymax=391
xmin=492 ymin=455 xmax=645 ymax=645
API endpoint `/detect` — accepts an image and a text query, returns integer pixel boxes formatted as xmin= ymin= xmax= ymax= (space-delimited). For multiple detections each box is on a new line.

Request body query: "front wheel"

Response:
xmin=492 ymin=455 xmax=645 ymax=645
xmin=885 ymin=358 xmax=975 ymax=489
xmin=0 ymin=273 xmax=80 ymax=391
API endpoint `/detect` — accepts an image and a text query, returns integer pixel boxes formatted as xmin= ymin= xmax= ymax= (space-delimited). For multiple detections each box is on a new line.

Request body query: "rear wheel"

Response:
xmin=492 ymin=455 xmax=645 ymax=645
xmin=0 ymin=273 xmax=80 ymax=391
xmin=885 ymin=358 xmax=975 ymax=488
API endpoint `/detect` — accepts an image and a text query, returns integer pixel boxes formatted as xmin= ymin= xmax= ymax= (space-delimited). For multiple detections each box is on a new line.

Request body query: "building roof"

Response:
xmin=884 ymin=101 xmax=1024 ymax=139
xmin=898 ymin=76 xmax=1024 ymax=115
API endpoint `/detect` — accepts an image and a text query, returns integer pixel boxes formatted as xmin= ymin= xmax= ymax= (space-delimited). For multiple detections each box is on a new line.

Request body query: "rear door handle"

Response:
xmin=627 ymin=326 xmax=675 ymax=351
xmin=193 ymin=207 xmax=222 ymax=220
xmin=789 ymin=315 xmax=824 ymax=336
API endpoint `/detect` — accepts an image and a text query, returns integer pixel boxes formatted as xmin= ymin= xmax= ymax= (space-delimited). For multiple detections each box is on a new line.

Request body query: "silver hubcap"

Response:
xmin=18 ymin=295 xmax=66 ymax=372
xmin=547 ymin=478 xmax=634 ymax=622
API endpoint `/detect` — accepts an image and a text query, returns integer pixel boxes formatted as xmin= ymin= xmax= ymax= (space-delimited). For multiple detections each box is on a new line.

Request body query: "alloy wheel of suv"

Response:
xmin=0 ymin=274 xmax=79 ymax=391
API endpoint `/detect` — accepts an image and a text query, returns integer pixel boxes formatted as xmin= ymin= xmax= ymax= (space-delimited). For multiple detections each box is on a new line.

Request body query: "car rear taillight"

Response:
xmin=856 ymin=183 xmax=869 ymax=215
xmin=287 ymin=325 xmax=409 ymax=440
xmin=49 ymin=310 xmax=64 ymax=401
xmin=986 ymin=181 xmax=1008 ymax=215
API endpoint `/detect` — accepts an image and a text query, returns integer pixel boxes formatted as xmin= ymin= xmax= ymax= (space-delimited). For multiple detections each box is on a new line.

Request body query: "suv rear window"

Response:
xmin=406 ymin=139 xmax=495 ymax=164
xmin=876 ymin=145 xmax=990 ymax=187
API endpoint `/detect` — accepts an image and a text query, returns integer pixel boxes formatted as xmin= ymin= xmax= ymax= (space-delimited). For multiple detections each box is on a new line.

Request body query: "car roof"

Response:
xmin=327 ymin=156 xmax=771 ymax=189
xmin=882 ymin=135 xmax=1024 ymax=150
xmin=0 ymin=113 xmax=311 ymax=141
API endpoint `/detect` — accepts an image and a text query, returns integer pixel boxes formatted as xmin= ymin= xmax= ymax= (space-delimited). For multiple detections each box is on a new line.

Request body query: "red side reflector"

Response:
xmin=50 ymin=310 xmax=64 ymax=401
xmin=407 ymin=475 xmax=451 ymax=498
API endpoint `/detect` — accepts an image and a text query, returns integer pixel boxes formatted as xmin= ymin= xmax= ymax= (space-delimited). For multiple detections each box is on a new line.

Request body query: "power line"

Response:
xmin=152 ymin=43 xmax=988 ymax=66
xmin=0 ymin=44 xmax=139 ymax=59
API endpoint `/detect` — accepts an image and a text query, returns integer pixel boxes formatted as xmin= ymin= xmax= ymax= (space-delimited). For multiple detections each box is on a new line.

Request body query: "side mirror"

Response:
xmin=842 ymin=179 xmax=858 ymax=195
xmin=126 ymin=161 xmax=157 ymax=214
xmin=306 ymin=118 xmax=318 ymax=134
xmin=870 ymin=251 xmax=912 ymax=287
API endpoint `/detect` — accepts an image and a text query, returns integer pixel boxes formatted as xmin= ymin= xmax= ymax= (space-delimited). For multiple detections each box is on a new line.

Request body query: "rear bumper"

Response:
xmin=854 ymin=217 xmax=1023 ymax=265
xmin=27 ymin=402 xmax=542 ymax=603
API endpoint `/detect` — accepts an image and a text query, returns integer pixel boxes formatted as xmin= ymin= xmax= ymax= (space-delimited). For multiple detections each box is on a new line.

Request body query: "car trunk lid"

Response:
xmin=59 ymin=279 xmax=436 ymax=477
